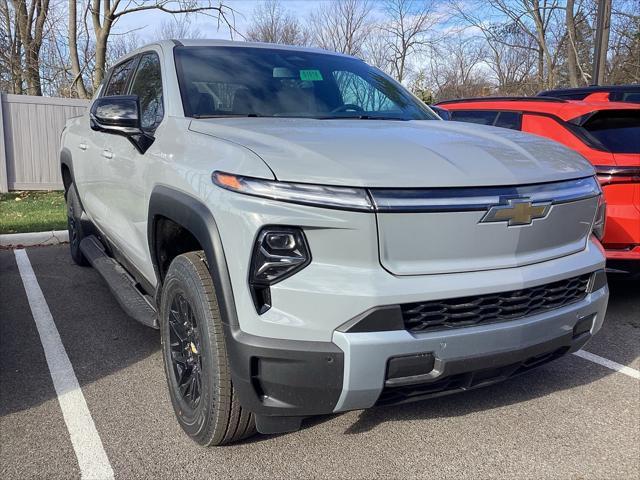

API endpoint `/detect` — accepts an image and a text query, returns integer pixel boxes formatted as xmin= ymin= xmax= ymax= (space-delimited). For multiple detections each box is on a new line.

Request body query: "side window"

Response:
xmin=104 ymin=58 xmax=136 ymax=96
xmin=450 ymin=110 xmax=521 ymax=130
xmin=129 ymin=53 xmax=164 ymax=130
xmin=450 ymin=110 xmax=499 ymax=126
xmin=620 ymin=92 xmax=640 ymax=103
xmin=494 ymin=111 xmax=522 ymax=130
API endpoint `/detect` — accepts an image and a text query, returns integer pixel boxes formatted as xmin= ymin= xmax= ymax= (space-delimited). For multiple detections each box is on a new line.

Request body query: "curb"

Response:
xmin=0 ymin=230 xmax=69 ymax=247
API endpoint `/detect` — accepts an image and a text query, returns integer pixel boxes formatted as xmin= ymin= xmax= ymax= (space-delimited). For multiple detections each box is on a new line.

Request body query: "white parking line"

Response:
xmin=573 ymin=350 xmax=640 ymax=380
xmin=14 ymin=249 xmax=114 ymax=480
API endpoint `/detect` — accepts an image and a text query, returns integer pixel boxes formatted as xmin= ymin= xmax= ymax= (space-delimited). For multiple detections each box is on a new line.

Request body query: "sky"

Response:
xmin=115 ymin=1 xmax=326 ymax=42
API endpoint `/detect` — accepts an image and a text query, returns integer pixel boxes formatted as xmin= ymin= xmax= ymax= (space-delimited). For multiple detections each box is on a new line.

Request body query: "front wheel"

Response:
xmin=160 ymin=251 xmax=256 ymax=446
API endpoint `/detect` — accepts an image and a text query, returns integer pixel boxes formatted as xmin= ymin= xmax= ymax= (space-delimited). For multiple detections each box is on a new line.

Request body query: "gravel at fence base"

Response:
xmin=0 ymin=230 xmax=68 ymax=247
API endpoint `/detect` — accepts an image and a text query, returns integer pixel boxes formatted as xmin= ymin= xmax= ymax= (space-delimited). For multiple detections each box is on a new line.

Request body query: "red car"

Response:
xmin=436 ymin=96 xmax=640 ymax=271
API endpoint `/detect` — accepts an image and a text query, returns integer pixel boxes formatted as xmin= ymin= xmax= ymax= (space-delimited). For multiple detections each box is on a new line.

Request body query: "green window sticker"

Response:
xmin=299 ymin=69 xmax=323 ymax=81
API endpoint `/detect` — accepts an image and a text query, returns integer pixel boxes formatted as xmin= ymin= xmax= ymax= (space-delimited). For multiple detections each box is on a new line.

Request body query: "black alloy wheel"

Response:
xmin=160 ymin=251 xmax=256 ymax=445
xmin=168 ymin=292 xmax=203 ymax=409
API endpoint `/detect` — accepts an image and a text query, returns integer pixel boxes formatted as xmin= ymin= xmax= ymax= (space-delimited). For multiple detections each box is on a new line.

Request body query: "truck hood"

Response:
xmin=189 ymin=118 xmax=594 ymax=188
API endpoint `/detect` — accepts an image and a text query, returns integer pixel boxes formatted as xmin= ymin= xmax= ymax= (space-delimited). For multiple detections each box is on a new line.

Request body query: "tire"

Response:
xmin=65 ymin=183 xmax=89 ymax=266
xmin=160 ymin=251 xmax=256 ymax=446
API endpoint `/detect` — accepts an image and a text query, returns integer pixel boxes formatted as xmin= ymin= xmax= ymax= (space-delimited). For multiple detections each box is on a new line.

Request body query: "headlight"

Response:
xmin=212 ymin=171 xmax=373 ymax=211
xmin=592 ymin=194 xmax=606 ymax=241
xmin=248 ymin=227 xmax=311 ymax=313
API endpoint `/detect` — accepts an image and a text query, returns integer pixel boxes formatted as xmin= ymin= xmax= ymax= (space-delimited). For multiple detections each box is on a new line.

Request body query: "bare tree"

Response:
xmin=68 ymin=0 xmax=88 ymax=97
xmin=490 ymin=0 xmax=565 ymax=88
xmin=453 ymin=0 xmax=566 ymax=90
xmin=0 ymin=0 xmax=24 ymax=93
xmin=155 ymin=15 xmax=203 ymax=40
xmin=362 ymin=27 xmax=394 ymax=74
xmin=10 ymin=0 xmax=50 ymax=95
xmin=308 ymin=0 xmax=373 ymax=56
xmin=485 ymin=24 xmax=538 ymax=94
xmin=380 ymin=0 xmax=438 ymax=83
xmin=67 ymin=0 xmax=235 ymax=98
xmin=607 ymin=0 xmax=640 ymax=84
xmin=246 ymin=0 xmax=308 ymax=45
xmin=426 ymin=36 xmax=491 ymax=101
xmin=106 ymin=30 xmax=142 ymax=64
xmin=565 ymin=0 xmax=579 ymax=86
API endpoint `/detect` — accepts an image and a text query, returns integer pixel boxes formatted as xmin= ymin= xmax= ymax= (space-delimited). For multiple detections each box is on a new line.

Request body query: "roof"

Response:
xmin=435 ymin=96 xmax=639 ymax=121
xmin=437 ymin=96 xmax=568 ymax=105
xmin=538 ymin=84 xmax=640 ymax=99
xmin=156 ymin=38 xmax=356 ymax=58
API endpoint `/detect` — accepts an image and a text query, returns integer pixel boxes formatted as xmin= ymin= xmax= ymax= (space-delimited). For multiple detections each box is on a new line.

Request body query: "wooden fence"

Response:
xmin=0 ymin=93 xmax=89 ymax=192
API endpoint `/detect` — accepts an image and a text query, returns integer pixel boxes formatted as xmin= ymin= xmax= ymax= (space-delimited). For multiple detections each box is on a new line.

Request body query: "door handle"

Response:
xmin=78 ymin=142 xmax=87 ymax=151
xmin=101 ymin=149 xmax=113 ymax=159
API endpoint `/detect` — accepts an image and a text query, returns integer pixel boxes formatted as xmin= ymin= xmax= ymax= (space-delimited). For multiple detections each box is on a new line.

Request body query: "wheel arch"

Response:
xmin=60 ymin=147 xmax=74 ymax=194
xmin=147 ymin=186 xmax=240 ymax=329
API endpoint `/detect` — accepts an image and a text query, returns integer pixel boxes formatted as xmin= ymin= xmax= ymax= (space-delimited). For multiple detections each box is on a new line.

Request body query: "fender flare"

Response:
xmin=148 ymin=186 xmax=345 ymax=423
xmin=147 ymin=185 xmax=240 ymax=329
xmin=60 ymin=147 xmax=74 ymax=191
xmin=60 ymin=147 xmax=89 ymax=214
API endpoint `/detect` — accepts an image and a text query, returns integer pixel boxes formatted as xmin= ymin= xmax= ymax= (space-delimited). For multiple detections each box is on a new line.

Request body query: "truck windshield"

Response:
xmin=174 ymin=46 xmax=437 ymax=120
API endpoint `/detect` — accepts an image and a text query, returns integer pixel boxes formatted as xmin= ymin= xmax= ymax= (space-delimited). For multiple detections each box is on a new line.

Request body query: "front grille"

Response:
xmin=402 ymin=273 xmax=591 ymax=333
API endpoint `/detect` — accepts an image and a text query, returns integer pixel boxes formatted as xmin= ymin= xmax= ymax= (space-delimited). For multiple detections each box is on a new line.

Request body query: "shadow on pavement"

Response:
xmin=341 ymin=357 xmax=611 ymax=435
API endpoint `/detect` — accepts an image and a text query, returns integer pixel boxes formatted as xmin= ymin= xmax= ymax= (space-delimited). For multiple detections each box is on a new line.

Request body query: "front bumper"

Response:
xmin=230 ymin=279 xmax=608 ymax=432
xmin=333 ymin=284 xmax=608 ymax=411
xmin=605 ymin=245 xmax=640 ymax=262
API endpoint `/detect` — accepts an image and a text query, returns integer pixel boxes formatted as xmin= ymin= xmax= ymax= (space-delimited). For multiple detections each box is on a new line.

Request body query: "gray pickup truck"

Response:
xmin=61 ymin=40 xmax=609 ymax=445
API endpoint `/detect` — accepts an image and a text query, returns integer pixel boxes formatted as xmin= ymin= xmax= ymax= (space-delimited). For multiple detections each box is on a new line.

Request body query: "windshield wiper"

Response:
xmin=316 ymin=115 xmax=408 ymax=121
xmin=191 ymin=113 xmax=263 ymax=118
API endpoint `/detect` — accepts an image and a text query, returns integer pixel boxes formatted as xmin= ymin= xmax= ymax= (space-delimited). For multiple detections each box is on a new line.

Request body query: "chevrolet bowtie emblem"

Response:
xmin=481 ymin=199 xmax=551 ymax=226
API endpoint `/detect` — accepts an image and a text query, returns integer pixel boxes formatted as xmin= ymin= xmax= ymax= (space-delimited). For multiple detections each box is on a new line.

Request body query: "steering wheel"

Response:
xmin=331 ymin=104 xmax=365 ymax=113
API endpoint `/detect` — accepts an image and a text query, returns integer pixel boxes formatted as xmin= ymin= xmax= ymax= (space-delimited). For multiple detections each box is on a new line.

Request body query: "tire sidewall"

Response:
xmin=66 ymin=184 xmax=87 ymax=265
xmin=160 ymin=256 xmax=219 ymax=442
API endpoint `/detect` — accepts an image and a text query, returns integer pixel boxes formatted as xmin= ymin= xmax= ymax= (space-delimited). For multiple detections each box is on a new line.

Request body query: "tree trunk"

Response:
xmin=537 ymin=47 xmax=544 ymax=89
xmin=69 ymin=0 xmax=89 ymax=98
xmin=530 ymin=0 xmax=555 ymax=88
xmin=11 ymin=0 xmax=48 ymax=96
xmin=24 ymin=45 xmax=41 ymax=95
xmin=595 ymin=0 xmax=612 ymax=84
xmin=565 ymin=0 xmax=579 ymax=87
xmin=93 ymin=29 xmax=109 ymax=90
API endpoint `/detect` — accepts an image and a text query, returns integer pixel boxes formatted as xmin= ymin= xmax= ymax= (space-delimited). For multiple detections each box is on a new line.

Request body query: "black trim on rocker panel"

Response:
xmin=147 ymin=186 xmax=344 ymax=432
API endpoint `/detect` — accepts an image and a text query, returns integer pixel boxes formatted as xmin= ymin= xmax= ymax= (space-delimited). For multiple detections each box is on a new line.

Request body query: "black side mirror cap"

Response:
xmin=90 ymin=95 xmax=154 ymax=153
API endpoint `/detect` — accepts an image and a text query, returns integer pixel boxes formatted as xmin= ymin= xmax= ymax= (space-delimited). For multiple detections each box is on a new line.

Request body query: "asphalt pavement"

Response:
xmin=1 ymin=245 xmax=638 ymax=479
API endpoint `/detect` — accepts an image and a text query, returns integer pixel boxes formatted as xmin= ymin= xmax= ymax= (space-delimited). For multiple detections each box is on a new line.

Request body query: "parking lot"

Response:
xmin=1 ymin=244 xmax=638 ymax=479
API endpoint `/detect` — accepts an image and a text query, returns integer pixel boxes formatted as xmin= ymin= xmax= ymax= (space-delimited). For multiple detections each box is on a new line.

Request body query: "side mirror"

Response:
xmin=90 ymin=95 xmax=153 ymax=153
